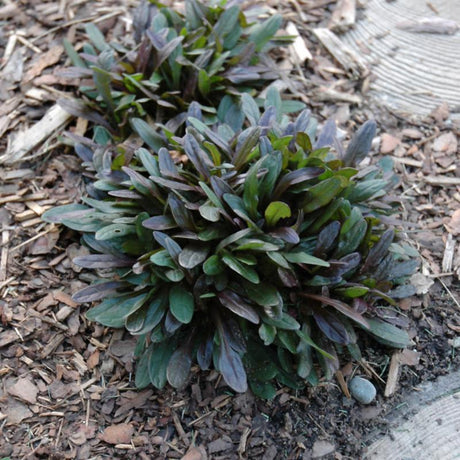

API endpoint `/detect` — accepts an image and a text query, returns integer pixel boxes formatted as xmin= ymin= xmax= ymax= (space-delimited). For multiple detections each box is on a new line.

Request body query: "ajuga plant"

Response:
xmin=44 ymin=92 xmax=419 ymax=398
xmin=60 ymin=0 xmax=292 ymax=140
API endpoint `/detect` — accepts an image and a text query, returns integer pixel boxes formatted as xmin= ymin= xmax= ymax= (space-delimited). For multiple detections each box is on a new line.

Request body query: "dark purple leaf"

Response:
xmin=150 ymin=176 xmax=199 ymax=192
xmin=218 ymin=290 xmax=259 ymax=324
xmin=315 ymin=118 xmax=336 ymax=149
xmin=197 ymin=335 xmax=213 ymax=370
xmin=314 ymin=220 xmax=341 ymax=257
xmin=326 ymin=252 xmax=361 ymax=277
xmin=186 ymin=102 xmax=202 ymax=123
xmin=277 ymin=267 xmax=299 ymax=287
xmin=313 ymin=310 xmax=350 ymax=345
xmin=273 ymin=167 xmax=324 ymax=198
xmin=168 ymin=194 xmax=195 ymax=230
xmin=183 ymin=133 xmax=212 ymax=179
xmin=352 ymin=298 xmax=368 ymax=314
xmin=158 ymin=147 xmax=181 ymax=179
xmin=108 ymin=190 xmax=143 ymax=199
xmin=224 ymin=66 xmax=260 ymax=83
xmin=187 ymin=121 xmax=232 ymax=158
xmin=269 ymin=227 xmax=300 ymax=244
xmin=217 ymin=326 xmax=247 ymax=392
xmin=301 ymin=293 xmax=370 ymax=329
xmin=210 ymin=176 xmax=235 ymax=201
xmin=58 ymin=98 xmax=113 ymax=131
xmin=164 ymin=310 xmax=182 ymax=334
xmin=342 ymin=120 xmax=377 ymax=166
xmin=72 ymin=281 xmax=126 ymax=303
xmin=143 ymin=215 xmax=177 ymax=230
xmin=73 ymin=254 xmax=134 ymax=268
xmin=361 ymin=228 xmax=395 ymax=272
xmin=74 ymin=143 xmax=93 ymax=162
xmin=122 ymin=166 xmax=161 ymax=200
xmin=258 ymin=106 xmax=276 ymax=135
xmin=295 ymin=109 xmax=311 ymax=132
xmin=225 ymin=319 xmax=247 ymax=353
xmin=167 ymin=347 xmax=192 ymax=389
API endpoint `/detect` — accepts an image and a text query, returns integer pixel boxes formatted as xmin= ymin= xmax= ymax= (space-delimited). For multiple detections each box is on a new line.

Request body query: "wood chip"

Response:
xmin=2 ymin=104 xmax=73 ymax=165
xmin=424 ymin=176 xmax=460 ymax=186
xmin=442 ymin=233 xmax=455 ymax=273
xmin=396 ymin=17 xmax=459 ymax=35
xmin=286 ymin=22 xmax=312 ymax=64
xmin=0 ymin=230 xmax=9 ymax=282
xmin=329 ymin=0 xmax=356 ymax=32
xmin=384 ymin=351 xmax=401 ymax=397
xmin=313 ymin=28 xmax=367 ymax=78
xmin=23 ymin=45 xmax=64 ymax=83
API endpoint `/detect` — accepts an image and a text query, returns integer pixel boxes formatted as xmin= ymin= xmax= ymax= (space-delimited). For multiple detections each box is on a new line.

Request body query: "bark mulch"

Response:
xmin=1 ymin=1 xmax=459 ymax=459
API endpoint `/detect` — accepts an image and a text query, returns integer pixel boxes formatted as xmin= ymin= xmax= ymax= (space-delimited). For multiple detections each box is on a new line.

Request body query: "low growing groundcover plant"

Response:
xmin=59 ymin=0 xmax=296 ymax=141
xmin=44 ymin=93 xmax=419 ymax=397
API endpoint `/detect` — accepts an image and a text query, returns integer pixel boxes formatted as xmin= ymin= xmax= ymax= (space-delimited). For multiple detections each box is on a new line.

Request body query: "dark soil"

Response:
xmin=1 ymin=1 xmax=459 ymax=459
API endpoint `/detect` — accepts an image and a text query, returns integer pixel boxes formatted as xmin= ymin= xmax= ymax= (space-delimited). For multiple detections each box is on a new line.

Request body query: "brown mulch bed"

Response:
xmin=1 ymin=1 xmax=459 ymax=459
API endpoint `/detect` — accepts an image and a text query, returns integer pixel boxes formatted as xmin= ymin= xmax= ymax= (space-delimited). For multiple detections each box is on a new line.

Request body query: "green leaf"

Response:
xmin=283 ymin=252 xmax=330 ymax=267
xmin=258 ymin=323 xmax=277 ymax=345
xmin=148 ymin=341 xmax=174 ymax=389
xmin=130 ymin=118 xmax=164 ymax=152
xmin=169 ymin=285 xmax=194 ymax=324
xmin=85 ymin=23 xmax=110 ymax=52
xmin=86 ymin=292 xmax=149 ymax=327
xmin=42 ymin=204 xmax=89 ymax=224
xmin=244 ymin=282 xmax=282 ymax=319
xmin=203 ymin=255 xmax=224 ymax=275
xmin=198 ymin=69 xmax=211 ymax=96
xmin=249 ymin=14 xmax=282 ymax=51
xmin=265 ymin=201 xmax=291 ymax=227
xmin=233 ymin=127 xmax=261 ymax=170
xmin=365 ymin=318 xmax=411 ymax=348
xmin=302 ymin=176 xmax=348 ymax=213
xmin=167 ymin=347 xmax=192 ymax=389
xmin=243 ymin=162 xmax=260 ymax=220
xmin=63 ymin=38 xmax=87 ymax=68
xmin=132 ymin=296 xmax=167 ymax=336
xmin=264 ymin=312 xmax=300 ymax=330
xmin=135 ymin=347 xmax=151 ymax=389
xmin=92 ymin=66 xmax=115 ymax=114
xmin=335 ymin=208 xmax=367 ymax=257
xmin=223 ymin=194 xmax=255 ymax=226
xmin=334 ymin=286 xmax=369 ymax=298
xmin=222 ymin=253 xmax=260 ymax=283
xmin=278 ymin=330 xmax=298 ymax=354
xmin=95 ymin=224 xmax=136 ymax=241
xmin=249 ymin=380 xmax=277 ymax=399
xmin=199 ymin=204 xmax=221 ymax=222
xmin=150 ymin=250 xmax=176 ymax=268
xmin=241 ymin=93 xmax=260 ymax=125
xmin=178 ymin=244 xmax=209 ymax=269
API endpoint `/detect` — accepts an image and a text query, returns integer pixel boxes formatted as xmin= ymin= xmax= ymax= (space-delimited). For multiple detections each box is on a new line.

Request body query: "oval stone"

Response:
xmin=349 ymin=376 xmax=377 ymax=404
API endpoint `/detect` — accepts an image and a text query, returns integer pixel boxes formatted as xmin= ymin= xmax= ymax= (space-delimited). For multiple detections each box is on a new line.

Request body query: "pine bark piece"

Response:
xmin=329 ymin=0 xmax=356 ymax=32
xmin=313 ymin=28 xmax=367 ymax=78
xmin=286 ymin=22 xmax=312 ymax=64
xmin=2 ymin=104 xmax=73 ymax=165
xmin=384 ymin=351 xmax=401 ymax=397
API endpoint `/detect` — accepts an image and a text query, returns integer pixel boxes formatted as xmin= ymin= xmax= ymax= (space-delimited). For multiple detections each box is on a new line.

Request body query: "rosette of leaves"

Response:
xmin=60 ymin=0 xmax=290 ymax=140
xmin=44 ymin=95 xmax=418 ymax=397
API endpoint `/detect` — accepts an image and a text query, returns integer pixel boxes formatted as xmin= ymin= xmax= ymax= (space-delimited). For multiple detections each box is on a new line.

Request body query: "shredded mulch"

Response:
xmin=1 ymin=1 xmax=459 ymax=459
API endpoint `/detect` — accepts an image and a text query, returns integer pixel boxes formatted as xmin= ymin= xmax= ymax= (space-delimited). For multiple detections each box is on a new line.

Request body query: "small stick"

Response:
xmin=0 ymin=230 xmax=9 ymax=282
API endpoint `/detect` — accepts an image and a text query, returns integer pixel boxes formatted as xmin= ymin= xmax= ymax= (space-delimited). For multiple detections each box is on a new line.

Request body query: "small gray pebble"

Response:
xmin=349 ymin=376 xmax=376 ymax=404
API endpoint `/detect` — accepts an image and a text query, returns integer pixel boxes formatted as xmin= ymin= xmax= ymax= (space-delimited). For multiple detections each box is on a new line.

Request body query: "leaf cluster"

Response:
xmin=44 ymin=95 xmax=419 ymax=397
xmin=61 ymin=0 xmax=290 ymax=139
